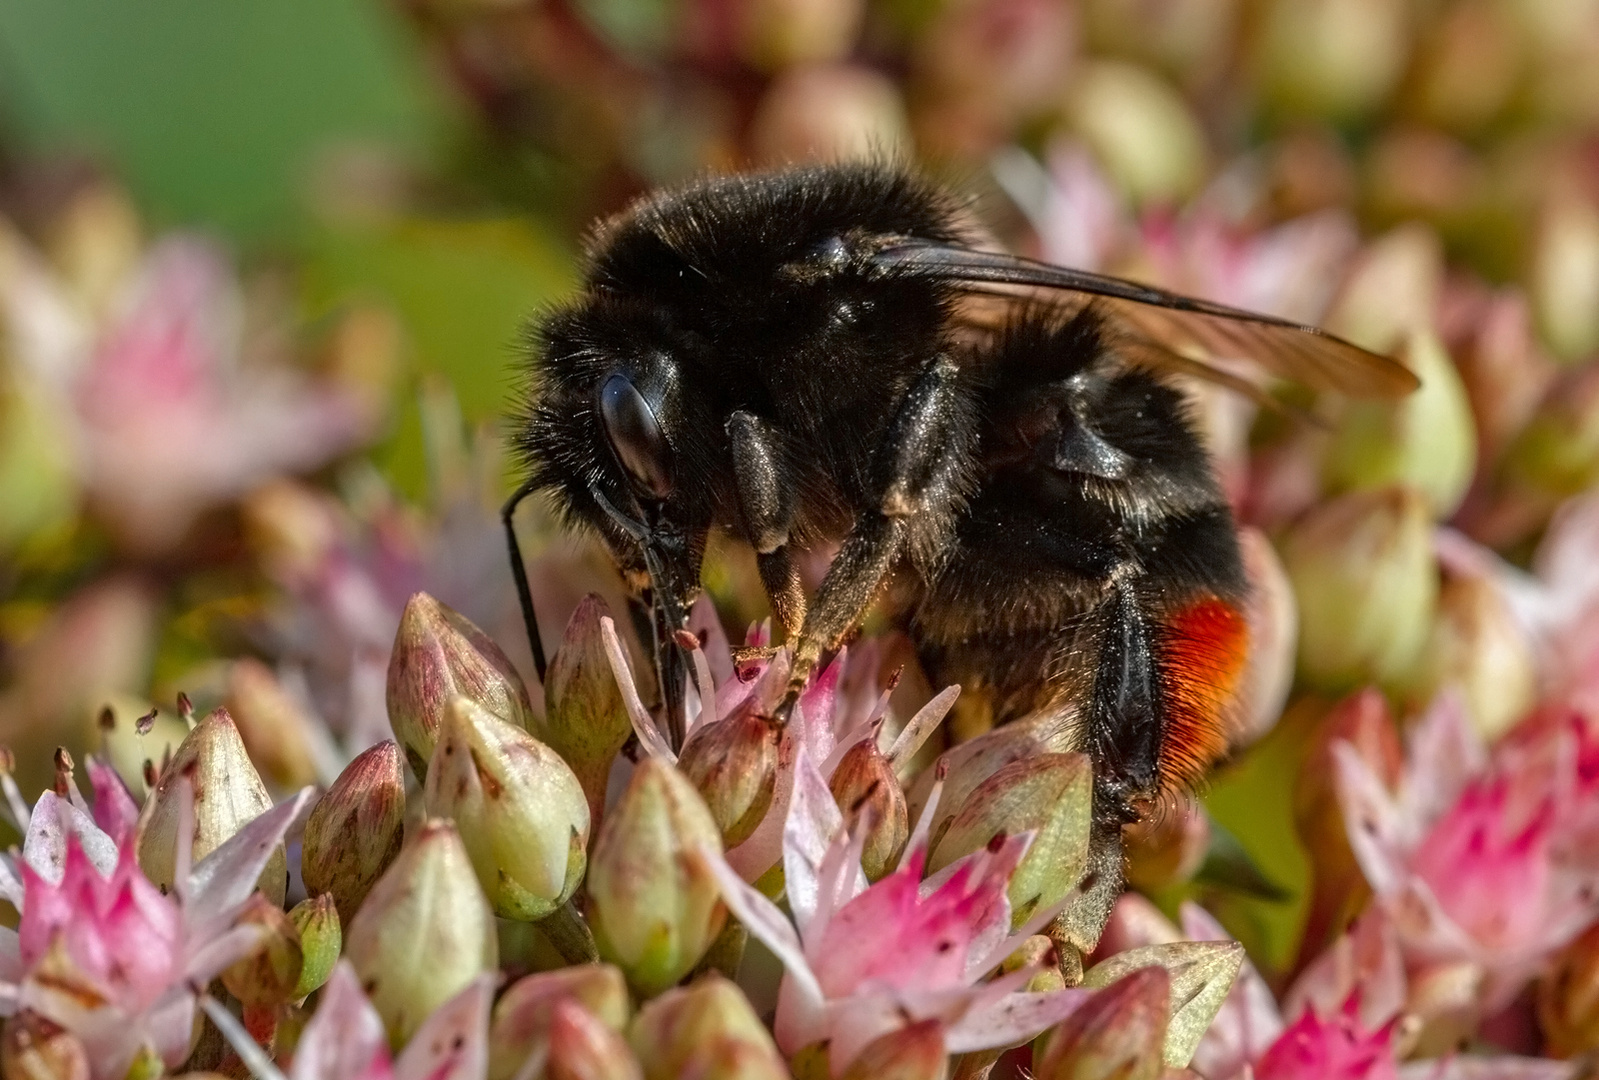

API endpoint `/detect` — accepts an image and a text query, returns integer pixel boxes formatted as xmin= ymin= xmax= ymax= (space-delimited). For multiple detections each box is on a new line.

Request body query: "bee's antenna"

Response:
xmin=502 ymin=480 xmax=549 ymax=686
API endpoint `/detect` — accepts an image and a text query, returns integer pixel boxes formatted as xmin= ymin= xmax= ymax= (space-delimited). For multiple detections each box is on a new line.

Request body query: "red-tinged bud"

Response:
xmin=1082 ymin=944 xmax=1242 ymax=1069
xmin=1293 ymin=690 xmax=1400 ymax=962
xmin=1234 ymin=528 xmax=1296 ymax=748
xmin=1539 ymin=921 xmax=1599 ymax=1056
xmin=224 ymin=657 xmax=320 ymax=789
xmin=838 ymin=1019 xmax=946 ymax=1080
xmin=628 ymin=974 xmax=787 ymax=1080
xmin=828 ymin=738 xmax=909 ymax=881
xmin=542 ymin=596 xmax=635 ymax=830
xmin=906 ymin=715 xmax=1064 ymax=841
xmin=1 ymin=1011 xmax=89 ymax=1080
xmin=288 ymin=894 xmax=341 ymax=1000
xmin=587 ymin=760 xmax=729 ymax=996
xmin=1283 ymin=486 xmax=1438 ymax=693
xmin=677 ymin=709 xmax=781 ymax=849
xmin=221 ymin=894 xmax=305 ymax=1008
xmin=387 ymin=592 xmax=534 ymax=781
xmin=344 ymin=819 xmax=498 ymax=1047
xmin=490 ymin=965 xmax=631 ymax=1080
xmin=751 ymin=64 xmax=910 ymax=166
xmin=547 ymin=1000 xmax=644 ymax=1080
xmin=1036 ymin=966 xmax=1170 ymax=1080
xmin=424 ymin=697 xmax=590 ymax=921
xmin=928 ymin=753 xmax=1094 ymax=927
xmin=137 ymin=708 xmax=285 ymax=904
xmin=1125 ymin=804 xmax=1210 ymax=894
xmin=301 ymin=740 xmax=406 ymax=926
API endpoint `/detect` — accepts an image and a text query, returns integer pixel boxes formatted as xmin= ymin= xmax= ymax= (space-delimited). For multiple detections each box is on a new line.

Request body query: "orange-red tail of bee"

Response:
xmin=1157 ymin=596 xmax=1250 ymax=793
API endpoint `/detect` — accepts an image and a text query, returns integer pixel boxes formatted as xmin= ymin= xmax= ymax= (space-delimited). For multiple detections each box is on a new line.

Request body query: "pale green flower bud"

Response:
xmin=588 ymin=760 xmax=729 ymax=996
xmin=301 ymin=740 xmax=406 ymax=926
xmin=541 ymin=596 xmax=634 ymax=829
xmin=137 ymin=708 xmax=285 ymax=904
xmin=629 ymin=975 xmax=787 ymax=1080
xmin=1324 ymin=328 xmax=1478 ymax=517
xmin=345 ymin=819 xmax=498 ymax=1047
xmin=928 ymin=752 xmax=1093 ymax=927
xmin=1532 ymin=193 xmax=1599 ymax=363
xmin=828 ymin=738 xmax=908 ymax=881
xmin=288 ymin=894 xmax=341 ymax=1000
xmin=1069 ymin=62 xmax=1206 ymax=205
xmin=424 ymin=696 xmax=590 ymax=921
xmin=221 ymin=894 xmax=304 ymax=1009
xmin=489 ymin=965 xmax=630 ymax=1080
xmin=1253 ymin=0 xmax=1409 ymax=122
xmin=677 ymin=710 xmax=781 ymax=849
xmin=387 ymin=592 xmax=534 ymax=781
xmin=224 ymin=657 xmax=320 ymax=789
xmin=1406 ymin=568 xmax=1536 ymax=741
xmin=1283 ymin=486 xmax=1438 ymax=692
xmin=1082 ymin=943 xmax=1244 ymax=1068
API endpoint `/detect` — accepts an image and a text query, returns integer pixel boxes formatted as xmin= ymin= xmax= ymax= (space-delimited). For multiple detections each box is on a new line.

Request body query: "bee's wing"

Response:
xmin=872 ymin=240 xmax=1419 ymax=398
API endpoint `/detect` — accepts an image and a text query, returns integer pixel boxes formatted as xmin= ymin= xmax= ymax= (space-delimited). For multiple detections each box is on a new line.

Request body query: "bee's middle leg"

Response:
xmin=780 ymin=355 xmax=974 ymax=712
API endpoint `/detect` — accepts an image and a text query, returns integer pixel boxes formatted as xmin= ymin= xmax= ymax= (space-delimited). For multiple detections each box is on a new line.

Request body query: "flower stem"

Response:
xmin=540 ymin=899 xmax=600 ymax=965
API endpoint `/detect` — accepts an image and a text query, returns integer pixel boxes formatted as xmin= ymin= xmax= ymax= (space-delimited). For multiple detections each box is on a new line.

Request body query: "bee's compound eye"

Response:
xmin=599 ymin=373 xmax=675 ymax=500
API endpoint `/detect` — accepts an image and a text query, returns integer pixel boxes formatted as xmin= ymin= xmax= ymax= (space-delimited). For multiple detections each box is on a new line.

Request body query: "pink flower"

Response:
xmin=602 ymin=609 xmax=952 ymax=883
xmin=697 ymin=751 xmax=1084 ymax=1074
xmin=0 ymin=768 xmax=313 ymax=1079
xmin=1337 ymin=694 xmax=1599 ymax=1007
xmin=1254 ymin=999 xmax=1399 ymax=1080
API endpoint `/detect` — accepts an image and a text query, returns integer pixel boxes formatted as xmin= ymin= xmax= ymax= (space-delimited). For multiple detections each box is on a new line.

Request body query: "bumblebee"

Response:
xmin=505 ymin=163 xmax=1414 ymax=932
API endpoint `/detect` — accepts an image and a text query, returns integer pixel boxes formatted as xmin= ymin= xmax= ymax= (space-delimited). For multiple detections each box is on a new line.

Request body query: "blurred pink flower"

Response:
xmin=2 ymin=229 xmax=375 ymax=554
xmin=0 ymin=765 xmax=312 ymax=1079
xmin=1336 ymin=694 xmax=1599 ymax=1011
xmin=1254 ymin=998 xmax=1399 ymax=1080
xmin=698 ymin=751 xmax=1083 ymax=1074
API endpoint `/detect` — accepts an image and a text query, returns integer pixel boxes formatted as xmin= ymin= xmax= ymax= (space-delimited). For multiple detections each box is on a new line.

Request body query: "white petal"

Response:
xmin=693 ymin=845 xmax=823 ymax=1007
xmin=22 ymin=792 xmax=116 ymax=883
xmin=944 ymin=990 xmax=1092 ymax=1053
xmin=599 ymin=617 xmax=677 ymax=764
xmin=395 ymin=974 xmax=495 ymax=1080
xmin=186 ymin=787 xmax=313 ymax=929
xmin=292 ymin=963 xmax=392 ymax=1080
xmin=784 ymin=747 xmax=846 ymax=943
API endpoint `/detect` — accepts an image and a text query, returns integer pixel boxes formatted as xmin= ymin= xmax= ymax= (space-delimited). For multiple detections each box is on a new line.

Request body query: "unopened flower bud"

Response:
xmin=1532 ymin=194 xmax=1599 ymax=363
xmin=588 ymin=759 xmax=729 ymax=996
xmin=221 ymin=894 xmax=305 ymax=1008
xmin=629 ymin=974 xmax=787 ymax=1080
xmin=1325 ymin=223 xmax=1442 ymax=356
xmin=838 ymin=1019 xmax=945 ymax=1080
xmin=928 ymin=752 xmax=1093 ymax=926
xmin=751 ymin=64 xmax=910 ymax=165
xmin=1234 ymin=528 xmax=1297 ymax=747
xmin=1253 ymin=0 xmax=1409 ymax=123
xmin=424 ymin=697 xmax=590 ymax=921
xmin=302 ymin=740 xmax=405 ymax=925
xmin=1 ymin=1011 xmax=89 ymax=1080
xmin=345 ymin=819 xmax=498 ymax=1047
xmin=1539 ymin=922 xmax=1599 ymax=1055
xmin=736 ymin=0 xmax=863 ymax=70
xmin=387 ymin=592 xmax=534 ymax=781
xmin=490 ymin=965 xmax=630 ymax=1080
xmin=1283 ymin=486 xmax=1438 ymax=692
xmin=1406 ymin=568 xmax=1536 ymax=740
xmin=1293 ymin=690 xmax=1399 ymax=959
xmin=224 ymin=657 xmax=320 ymax=789
xmin=828 ymin=738 xmax=909 ymax=880
xmin=137 ymin=708 xmax=285 ymax=903
xmin=288 ymin=894 xmax=342 ymax=999
xmin=1036 ymin=966 xmax=1170 ymax=1080
xmin=907 ymin=715 xmax=1063 ymax=837
xmin=1324 ymin=329 xmax=1478 ymax=517
xmin=1124 ymin=804 xmax=1210 ymax=893
xmin=542 ymin=596 xmax=635 ymax=828
xmin=548 ymin=1000 xmax=644 ymax=1080
xmin=241 ymin=479 xmax=341 ymax=586
xmin=1083 ymin=943 xmax=1243 ymax=1068
xmin=1004 ymin=935 xmax=1067 ymax=995
xmin=677 ymin=709 xmax=781 ymax=849
xmin=1068 ymin=61 xmax=1206 ymax=205
xmin=1502 ymin=362 xmax=1599 ymax=505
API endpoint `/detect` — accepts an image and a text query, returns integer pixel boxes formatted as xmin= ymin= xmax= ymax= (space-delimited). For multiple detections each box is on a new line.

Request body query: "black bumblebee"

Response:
xmin=505 ymin=163 xmax=1414 ymax=937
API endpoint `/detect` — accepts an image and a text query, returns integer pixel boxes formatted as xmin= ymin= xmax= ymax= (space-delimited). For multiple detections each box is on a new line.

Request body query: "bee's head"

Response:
xmin=513 ymin=293 xmax=718 ymax=746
